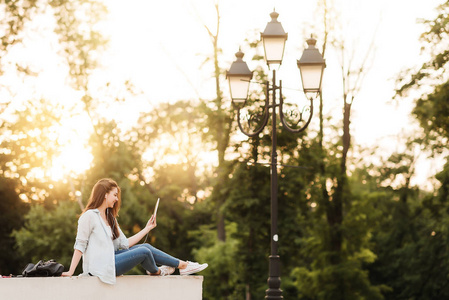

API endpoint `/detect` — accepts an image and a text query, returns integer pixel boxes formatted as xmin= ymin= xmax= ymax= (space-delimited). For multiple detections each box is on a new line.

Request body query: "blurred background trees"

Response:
xmin=0 ymin=1 xmax=448 ymax=300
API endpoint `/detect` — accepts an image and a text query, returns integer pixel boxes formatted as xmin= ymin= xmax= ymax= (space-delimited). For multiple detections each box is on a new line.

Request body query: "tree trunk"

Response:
xmin=329 ymin=101 xmax=351 ymax=263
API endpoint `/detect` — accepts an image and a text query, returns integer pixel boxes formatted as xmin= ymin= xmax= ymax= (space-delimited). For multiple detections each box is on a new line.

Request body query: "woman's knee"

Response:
xmin=136 ymin=246 xmax=153 ymax=256
xmin=123 ymin=245 xmax=153 ymax=261
xmin=139 ymin=243 xmax=156 ymax=252
xmin=130 ymin=244 xmax=158 ymax=262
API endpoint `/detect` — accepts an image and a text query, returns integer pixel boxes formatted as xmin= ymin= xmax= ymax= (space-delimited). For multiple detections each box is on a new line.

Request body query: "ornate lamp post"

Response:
xmin=226 ymin=11 xmax=325 ymax=300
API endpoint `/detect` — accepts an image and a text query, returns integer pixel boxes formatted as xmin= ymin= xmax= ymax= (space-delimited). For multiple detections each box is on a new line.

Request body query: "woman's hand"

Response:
xmin=145 ymin=214 xmax=157 ymax=232
xmin=61 ymin=271 xmax=73 ymax=277
xmin=128 ymin=214 xmax=158 ymax=247
xmin=62 ymin=250 xmax=82 ymax=278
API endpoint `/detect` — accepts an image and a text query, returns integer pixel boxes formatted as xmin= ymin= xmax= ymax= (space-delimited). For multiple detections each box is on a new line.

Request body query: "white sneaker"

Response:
xmin=146 ymin=265 xmax=175 ymax=276
xmin=179 ymin=261 xmax=208 ymax=275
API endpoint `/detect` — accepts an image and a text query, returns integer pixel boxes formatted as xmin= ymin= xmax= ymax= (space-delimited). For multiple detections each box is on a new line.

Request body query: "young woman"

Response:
xmin=62 ymin=178 xmax=208 ymax=284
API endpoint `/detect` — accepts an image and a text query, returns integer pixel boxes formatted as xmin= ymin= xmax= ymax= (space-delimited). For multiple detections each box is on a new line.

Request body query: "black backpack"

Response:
xmin=22 ymin=259 xmax=64 ymax=277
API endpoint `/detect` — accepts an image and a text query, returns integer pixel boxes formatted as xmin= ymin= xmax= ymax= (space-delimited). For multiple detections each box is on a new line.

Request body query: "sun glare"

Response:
xmin=50 ymin=143 xmax=93 ymax=181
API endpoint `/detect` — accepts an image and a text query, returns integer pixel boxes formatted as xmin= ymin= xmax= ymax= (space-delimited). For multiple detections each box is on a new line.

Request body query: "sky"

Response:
xmin=101 ymin=0 xmax=444 ymax=188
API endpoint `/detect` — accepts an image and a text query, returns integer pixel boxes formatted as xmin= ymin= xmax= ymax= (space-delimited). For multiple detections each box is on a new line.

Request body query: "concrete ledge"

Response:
xmin=0 ymin=275 xmax=203 ymax=300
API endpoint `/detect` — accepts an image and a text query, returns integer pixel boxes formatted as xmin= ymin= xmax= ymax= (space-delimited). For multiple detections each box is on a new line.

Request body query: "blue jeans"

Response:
xmin=115 ymin=243 xmax=180 ymax=275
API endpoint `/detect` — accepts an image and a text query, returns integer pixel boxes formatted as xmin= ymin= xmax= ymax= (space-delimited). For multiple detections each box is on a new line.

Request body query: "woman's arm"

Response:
xmin=62 ymin=212 xmax=91 ymax=276
xmin=127 ymin=214 xmax=157 ymax=248
xmin=61 ymin=249 xmax=83 ymax=277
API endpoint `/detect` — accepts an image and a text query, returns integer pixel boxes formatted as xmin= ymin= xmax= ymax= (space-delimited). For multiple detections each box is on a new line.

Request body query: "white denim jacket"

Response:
xmin=74 ymin=209 xmax=129 ymax=284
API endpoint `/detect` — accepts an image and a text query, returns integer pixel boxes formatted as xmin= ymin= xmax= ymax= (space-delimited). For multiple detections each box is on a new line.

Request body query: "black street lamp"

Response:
xmin=226 ymin=11 xmax=325 ymax=300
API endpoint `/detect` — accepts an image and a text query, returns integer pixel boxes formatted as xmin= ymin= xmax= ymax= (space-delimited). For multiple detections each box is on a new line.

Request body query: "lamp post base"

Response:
xmin=265 ymin=255 xmax=283 ymax=299
xmin=265 ymin=290 xmax=283 ymax=300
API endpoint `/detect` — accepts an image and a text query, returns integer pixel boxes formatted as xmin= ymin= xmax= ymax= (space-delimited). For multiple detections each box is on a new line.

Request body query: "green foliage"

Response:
xmin=294 ymin=258 xmax=385 ymax=300
xmin=50 ymin=0 xmax=108 ymax=91
xmin=0 ymin=177 xmax=29 ymax=275
xmin=436 ymin=159 xmax=449 ymax=203
xmin=413 ymin=81 xmax=449 ymax=151
xmin=0 ymin=0 xmax=39 ymax=75
xmin=283 ymin=142 xmax=386 ymax=300
xmin=12 ymin=200 xmax=79 ymax=272
xmin=192 ymin=223 xmax=242 ymax=300
xmin=357 ymin=147 xmax=449 ymax=300
xmin=0 ymin=99 xmax=65 ymax=202
xmin=367 ymin=182 xmax=449 ymax=300
xmin=225 ymin=162 xmax=271 ymax=299
xmin=395 ymin=1 xmax=449 ymax=97
xmin=386 ymin=3 xmax=449 ymax=297
xmin=85 ymin=120 xmax=135 ymax=182
xmin=396 ymin=1 xmax=449 ymax=152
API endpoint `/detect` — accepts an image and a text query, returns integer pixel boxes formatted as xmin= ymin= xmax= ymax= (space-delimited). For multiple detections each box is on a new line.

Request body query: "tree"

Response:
xmin=194 ymin=0 xmax=236 ymax=242
xmin=5 ymin=0 xmax=129 ymax=275
xmin=50 ymin=0 xmax=108 ymax=164
xmin=374 ymin=2 xmax=449 ymax=297
xmin=0 ymin=177 xmax=29 ymax=275
xmin=396 ymin=0 xmax=449 ymax=152
xmin=290 ymin=0 xmax=383 ymax=298
xmin=13 ymin=200 xmax=79 ymax=270
xmin=363 ymin=143 xmax=449 ymax=299
xmin=0 ymin=0 xmax=80 ymax=274
xmin=0 ymin=0 xmax=39 ymax=92
xmin=128 ymin=102 xmax=213 ymax=262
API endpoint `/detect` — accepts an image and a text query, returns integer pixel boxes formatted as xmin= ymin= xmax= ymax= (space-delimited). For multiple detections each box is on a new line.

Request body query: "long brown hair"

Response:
xmin=84 ymin=178 xmax=121 ymax=239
